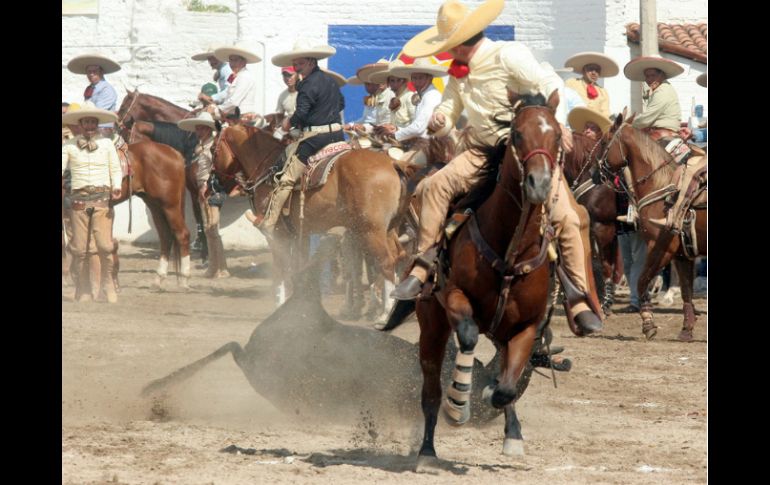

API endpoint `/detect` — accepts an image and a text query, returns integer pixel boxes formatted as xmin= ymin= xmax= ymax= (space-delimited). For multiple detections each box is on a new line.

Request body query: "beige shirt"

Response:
xmin=434 ymin=38 xmax=566 ymax=145
xmin=373 ymin=89 xmax=395 ymax=125
xmin=632 ymin=81 xmax=682 ymax=132
xmin=391 ymin=86 xmax=417 ymax=128
xmin=195 ymin=135 xmax=216 ymax=187
xmin=276 ymin=89 xmax=298 ymax=118
xmin=62 ymin=135 xmax=122 ymax=191
xmin=565 ymin=78 xmax=610 ymax=117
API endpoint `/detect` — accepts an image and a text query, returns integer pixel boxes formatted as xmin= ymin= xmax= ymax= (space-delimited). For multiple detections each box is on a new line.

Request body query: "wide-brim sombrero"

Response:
xmin=624 ymin=56 xmax=684 ymax=81
xmin=177 ymin=112 xmax=217 ymax=132
xmin=214 ymin=44 xmax=262 ymax=64
xmin=62 ymin=101 xmax=118 ymax=125
xmin=567 ymin=106 xmax=612 ymax=134
xmin=271 ymin=39 xmax=336 ymax=67
xmin=67 ymin=54 xmax=121 ymax=74
xmin=389 ymin=57 xmax=448 ymax=79
xmin=564 ymin=52 xmax=619 ymax=78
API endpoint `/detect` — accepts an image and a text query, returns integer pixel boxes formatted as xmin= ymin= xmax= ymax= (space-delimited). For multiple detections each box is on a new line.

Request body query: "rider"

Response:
xmin=368 ymin=59 xmax=417 ymax=131
xmin=210 ymin=44 xmax=262 ymax=125
xmin=258 ymin=39 xmax=344 ymax=239
xmin=67 ymin=54 xmax=120 ymax=137
xmin=344 ymin=59 xmax=395 ymax=133
xmin=192 ymin=46 xmax=234 ymax=108
xmin=563 ymin=52 xmax=619 ymax=118
xmin=390 ymin=0 xmax=604 ymax=335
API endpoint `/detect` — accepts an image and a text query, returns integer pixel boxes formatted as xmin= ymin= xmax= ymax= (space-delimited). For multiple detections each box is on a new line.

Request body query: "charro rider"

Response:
xmin=257 ymin=39 xmax=344 ymax=238
xmin=208 ymin=44 xmax=262 ymax=125
xmin=390 ymin=0 xmax=604 ymax=335
xmin=192 ymin=45 xmax=234 ymax=109
xmin=61 ymin=102 xmax=123 ymax=303
xmin=563 ymin=51 xmax=619 ymax=118
xmin=67 ymin=53 xmax=120 ymax=137
xmin=369 ymin=59 xmax=417 ymax=133
xmin=344 ymin=59 xmax=395 ymax=133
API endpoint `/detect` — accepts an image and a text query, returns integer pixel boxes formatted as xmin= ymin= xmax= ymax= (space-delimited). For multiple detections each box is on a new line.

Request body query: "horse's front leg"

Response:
xmin=673 ymin=257 xmax=697 ymax=342
xmin=441 ymin=288 xmax=479 ymax=426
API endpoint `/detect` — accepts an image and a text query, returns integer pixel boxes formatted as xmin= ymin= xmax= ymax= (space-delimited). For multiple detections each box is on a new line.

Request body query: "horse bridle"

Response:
xmin=211 ymin=126 xmax=284 ymax=192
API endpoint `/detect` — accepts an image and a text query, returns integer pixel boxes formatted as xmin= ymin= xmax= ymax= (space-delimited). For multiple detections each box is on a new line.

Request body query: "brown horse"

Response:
xmin=114 ymin=141 xmax=192 ymax=287
xmin=563 ymin=132 xmax=619 ymax=314
xmin=598 ymin=114 xmax=707 ymax=341
xmin=116 ymin=90 xmax=205 ymax=254
xmin=409 ymin=93 xmax=563 ymax=468
xmin=212 ymin=124 xmax=405 ymax=320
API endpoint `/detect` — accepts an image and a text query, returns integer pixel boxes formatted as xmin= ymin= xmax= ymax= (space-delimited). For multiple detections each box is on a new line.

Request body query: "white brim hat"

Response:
xmin=214 ymin=44 xmax=262 ymax=64
xmin=403 ymin=0 xmax=504 ymax=58
xmin=696 ymin=72 xmax=707 ymax=87
xmin=67 ymin=54 xmax=121 ymax=75
xmin=624 ymin=56 xmax=684 ymax=81
xmin=567 ymin=106 xmax=612 ymax=134
xmin=62 ymin=101 xmax=118 ymax=125
xmin=368 ymin=59 xmax=408 ymax=84
xmin=356 ymin=59 xmax=390 ymax=83
xmin=346 ymin=75 xmax=364 ymax=86
xmin=564 ymin=52 xmax=619 ymax=78
xmin=177 ymin=111 xmax=217 ymax=131
xmin=321 ymin=68 xmax=347 ymax=87
xmin=192 ymin=45 xmax=222 ymax=61
xmin=271 ymin=39 xmax=336 ymax=67
xmin=389 ymin=57 xmax=448 ymax=79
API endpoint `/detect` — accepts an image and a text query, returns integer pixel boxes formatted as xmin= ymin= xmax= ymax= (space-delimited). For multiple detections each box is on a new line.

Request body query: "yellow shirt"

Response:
xmin=434 ymin=38 xmax=566 ymax=145
xmin=632 ymin=82 xmax=682 ymax=132
xmin=62 ymin=135 xmax=122 ymax=191
xmin=392 ymin=86 xmax=417 ymax=128
xmin=565 ymin=78 xmax=610 ymax=118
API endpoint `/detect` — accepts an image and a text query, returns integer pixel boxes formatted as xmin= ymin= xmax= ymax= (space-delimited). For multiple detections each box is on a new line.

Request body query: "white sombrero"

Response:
xmin=696 ymin=72 xmax=707 ymax=87
xmin=567 ymin=107 xmax=612 ymax=134
xmin=321 ymin=68 xmax=347 ymax=87
xmin=346 ymin=75 xmax=364 ymax=86
xmin=623 ymin=56 xmax=684 ymax=81
xmin=191 ymin=45 xmax=222 ymax=61
xmin=177 ymin=111 xmax=217 ymax=132
xmin=356 ymin=58 xmax=390 ymax=83
xmin=389 ymin=57 xmax=448 ymax=78
xmin=564 ymin=52 xmax=619 ymax=78
xmin=61 ymin=101 xmax=118 ymax=125
xmin=403 ymin=0 xmax=504 ymax=58
xmin=368 ymin=59 xmax=408 ymax=84
xmin=271 ymin=39 xmax=336 ymax=68
xmin=67 ymin=54 xmax=121 ymax=75
xmin=214 ymin=44 xmax=262 ymax=64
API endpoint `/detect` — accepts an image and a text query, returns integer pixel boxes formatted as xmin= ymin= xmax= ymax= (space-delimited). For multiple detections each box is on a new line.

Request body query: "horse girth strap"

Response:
xmin=636 ymin=184 xmax=677 ymax=211
xmin=572 ymin=179 xmax=596 ymax=201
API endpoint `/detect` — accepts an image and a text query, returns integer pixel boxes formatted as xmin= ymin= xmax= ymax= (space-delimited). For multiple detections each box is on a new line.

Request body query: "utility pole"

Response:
xmin=640 ymin=0 xmax=658 ymax=56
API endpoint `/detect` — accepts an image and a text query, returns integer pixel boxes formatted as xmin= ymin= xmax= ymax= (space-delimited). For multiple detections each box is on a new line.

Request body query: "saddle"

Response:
xmin=661 ymin=155 xmax=707 ymax=237
xmin=300 ymin=141 xmax=351 ymax=191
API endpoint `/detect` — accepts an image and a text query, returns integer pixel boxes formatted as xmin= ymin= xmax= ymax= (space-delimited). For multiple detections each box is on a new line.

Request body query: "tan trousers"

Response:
xmin=262 ymin=155 xmax=305 ymax=229
xmin=70 ymin=207 xmax=116 ymax=296
xmin=202 ymin=200 xmax=227 ymax=274
xmin=410 ymin=148 xmax=597 ymax=315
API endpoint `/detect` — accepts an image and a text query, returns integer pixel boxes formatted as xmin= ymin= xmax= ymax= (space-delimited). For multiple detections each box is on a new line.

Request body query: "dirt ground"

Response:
xmin=62 ymin=244 xmax=707 ymax=485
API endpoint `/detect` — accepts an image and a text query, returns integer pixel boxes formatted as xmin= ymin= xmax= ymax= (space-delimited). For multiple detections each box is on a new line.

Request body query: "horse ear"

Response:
xmin=546 ymin=90 xmax=560 ymax=112
xmin=506 ymin=87 xmax=520 ymax=107
xmin=626 ymin=112 xmax=637 ymax=124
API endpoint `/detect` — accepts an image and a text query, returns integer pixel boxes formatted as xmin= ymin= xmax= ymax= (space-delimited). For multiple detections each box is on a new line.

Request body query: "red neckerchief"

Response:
xmin=227 ymin=73 xmax=236 ymax=84
xmin=84 ymin=85 xmax=95 ymax=99
xmin=447 ymin=60 xmax=470 ymax=79
xmin=586 ymin=83 xmax=599 ymax=100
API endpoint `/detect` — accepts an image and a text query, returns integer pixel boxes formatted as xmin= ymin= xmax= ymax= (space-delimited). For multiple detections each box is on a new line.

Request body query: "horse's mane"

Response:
xmin=627 ymin=126 xmax=676 ymax=188
xmin=566 ymin=132 xmax=599 ymax=183
xmin=151 ymin=121 xmax=198 ymax=163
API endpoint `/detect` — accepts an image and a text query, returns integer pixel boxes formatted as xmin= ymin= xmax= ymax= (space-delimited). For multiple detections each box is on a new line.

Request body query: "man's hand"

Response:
xmin=281 ymin=117 xmax=291 ymax=132
xmin=111 ymin=188 xmax=122 ymax=200
xmin=198 ymin=187 xmax=208 ymax=202
xmin=198 ymin=93 xmax=213 ymax=104
xmin=559 ymin=123 xmax=574 ymax=153
xmin=374 ymin=123 xmax=397 ymax=136
xmin=428 ymin=112 xmax=446 ymax=133
xmin=389 ymin=97 xmax=401 ymax=111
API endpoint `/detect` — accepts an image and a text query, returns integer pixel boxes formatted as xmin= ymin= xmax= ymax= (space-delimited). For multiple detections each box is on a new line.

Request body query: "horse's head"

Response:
xmin=506 ymin=91 xmax=562 ymax=203
xmin=211 ymin=125 xmax=241 ymax=176
xmin=598 ymin=111 xmax=633 ymax=175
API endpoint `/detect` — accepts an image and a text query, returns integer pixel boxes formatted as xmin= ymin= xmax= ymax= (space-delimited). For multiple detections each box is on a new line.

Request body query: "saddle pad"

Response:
xmin=306 ymin=141 xmax=351 ymax=165
xmin=300 ymin=148 xmax=351 ymax=191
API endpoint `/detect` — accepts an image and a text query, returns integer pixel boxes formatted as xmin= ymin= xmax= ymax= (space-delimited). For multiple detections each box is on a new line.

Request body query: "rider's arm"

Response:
xmin=433 ymin=80 xmax=463 ymax=137
xmin=395 ymin=88 xmax=442 ymax=142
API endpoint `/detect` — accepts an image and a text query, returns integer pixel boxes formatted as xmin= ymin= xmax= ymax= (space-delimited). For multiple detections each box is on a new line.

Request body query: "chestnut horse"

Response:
xmin=598 ymin=114 xmax=707 ymax=341
xmin=410 ymin=93 xmax=563 ymax=469
xmin=212 ymin=124 xmax=405 ymax=320
xmin=116 ymin=90 xmax=205 ymax=253
xmin=563 ymin=132 xmax=619 ymax=314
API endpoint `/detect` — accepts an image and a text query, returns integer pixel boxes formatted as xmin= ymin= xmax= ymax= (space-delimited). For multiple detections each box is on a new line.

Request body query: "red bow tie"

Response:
xmin=227 ymin=73 xmax=236 ymax=84
xmin=447 ymin=60 xmax=470 ymax=79
xmin=586 ymin=83 xmax=599 ymax=100
xmin=84 ymin=85 xmax=95 ymax=99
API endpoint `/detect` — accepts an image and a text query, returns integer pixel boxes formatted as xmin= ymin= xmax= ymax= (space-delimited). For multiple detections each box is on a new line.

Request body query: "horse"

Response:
xmin=563 ymin=132 xmax=619 ymax=314
xmin=598 ymin=113 xmax=707 ymax=341
xmin=116 ymin=90 xmax=206 ymax=256
xmin=114 ymin=140 xmax=192 ymax=288
xmin=211 ymin=124 xmax=406 ymax=321
xmin=403 ymin=92 xmax=565 ymax=469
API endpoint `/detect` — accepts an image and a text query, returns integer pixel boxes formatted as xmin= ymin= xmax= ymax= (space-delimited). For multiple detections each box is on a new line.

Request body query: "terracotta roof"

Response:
xmin=626 ymin=22 xmax=707 ymax=64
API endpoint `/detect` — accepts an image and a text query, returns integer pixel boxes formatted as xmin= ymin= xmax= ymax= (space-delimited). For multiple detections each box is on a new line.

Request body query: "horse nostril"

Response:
xmin=527 ymin=173 xmax=536 ymax=187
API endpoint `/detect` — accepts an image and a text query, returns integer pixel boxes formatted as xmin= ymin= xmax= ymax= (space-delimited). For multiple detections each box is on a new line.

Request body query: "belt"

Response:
xmin=303 ymin=123 xmax=342 ymax=133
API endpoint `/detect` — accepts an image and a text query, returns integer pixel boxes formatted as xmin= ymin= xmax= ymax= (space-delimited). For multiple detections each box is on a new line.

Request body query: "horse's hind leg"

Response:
xmin=637 ymin=237 xmax=676 ymax=340
xmin=359 ymin=228 xmax=397 ymax=325
xmin=148 ymin=205 xmax=172 ymax=290
xmin=163 ymin=204 xmax=191 ymax=289
xmin=415 ymin=298 xmax=452 ymax=471
xmin=673 ymin=257 xmax=697 ymax=342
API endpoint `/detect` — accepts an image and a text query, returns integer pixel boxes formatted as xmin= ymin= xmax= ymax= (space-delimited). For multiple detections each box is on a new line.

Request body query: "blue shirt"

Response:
xmin=212 ymin=63 xmax=233 ymax=104
xmin=86 ymin=79 xmax=118 ymax=111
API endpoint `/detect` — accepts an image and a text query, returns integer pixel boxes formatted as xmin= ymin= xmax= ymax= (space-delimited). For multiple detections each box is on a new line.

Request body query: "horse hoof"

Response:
xmin=441 ymin=398 xmax=470 ymax=427
xmin=502 ymin=438 xmax=525 ymax=457
xmin=481 ymin=385 xmax=495 ymax=406
xmin=677 ymin=329 xmax=694 ymax=342
xmin=415 ymin=454 xmax=440 ymax=473
xmin=642 ymin=324 xmax=658 ymax=340
xmin=153 ymin=275 xmax=166 ymax=291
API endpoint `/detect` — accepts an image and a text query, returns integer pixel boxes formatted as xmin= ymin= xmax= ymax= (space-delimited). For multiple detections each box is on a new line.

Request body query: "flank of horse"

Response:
xmin=599 ymin=113 xmax=706 ymax=341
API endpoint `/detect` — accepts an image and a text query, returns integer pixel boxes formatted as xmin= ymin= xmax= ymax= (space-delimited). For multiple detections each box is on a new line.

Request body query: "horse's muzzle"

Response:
xmin=524 ymin=168 xmax=551 ymax=204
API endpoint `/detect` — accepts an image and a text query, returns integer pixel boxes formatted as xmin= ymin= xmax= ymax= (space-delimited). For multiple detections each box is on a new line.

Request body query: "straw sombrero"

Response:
xmin=321 ymin=68 xmax=347 ymax=87
xmin=191 ymin=45 xmax=221 ymax=61
xmin=403 ymin=0 xmax=504 ymax=58
xmin=368 ymin=59 xmax=408 ymax=84
xmin=67 ymin=54 xmax=121 ymax=75
xmin=624 ymin=56 xmax=684 ymax=82
xmin=389 ymin=57 xmax=448 ymax=79
xmin=567 ymin=107 xmax=612 ymax=134
xmin=271 ymin=39 xmax=336 ymax=68
xmin=346 ymin=75 xmax=364 ymax=86
xmin=356 ymin=59 xmax=390 ymax=83
xmin=696 ymin=72 xmax=707 ymax=87
xmin=564 ymin=52 xmax=619 ymax=78
xmin=214 ymin=44 xmax=262 ymax=64
xmin=61 ymin=101 xmax=118 ymax=125
xmin=177 ymin=111 xmax=217 ymax=132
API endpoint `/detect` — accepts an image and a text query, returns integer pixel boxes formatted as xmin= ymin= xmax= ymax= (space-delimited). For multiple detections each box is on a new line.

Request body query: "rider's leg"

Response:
xmin=391 ymin=149 xmax=485 ymax=300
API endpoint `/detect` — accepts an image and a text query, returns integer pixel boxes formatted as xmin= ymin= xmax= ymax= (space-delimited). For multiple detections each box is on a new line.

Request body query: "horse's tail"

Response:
xmin=141 ymin=342 xmax=245 ymax=397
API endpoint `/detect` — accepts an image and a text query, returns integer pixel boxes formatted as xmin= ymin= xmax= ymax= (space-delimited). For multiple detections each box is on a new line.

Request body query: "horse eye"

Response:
xmin=511 ymin=131 xmax=522 ymax=144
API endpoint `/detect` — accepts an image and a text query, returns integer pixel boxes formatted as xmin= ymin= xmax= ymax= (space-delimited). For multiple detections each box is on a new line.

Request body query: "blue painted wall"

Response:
xmin=328 ymin=25 xmax=515 ymax=124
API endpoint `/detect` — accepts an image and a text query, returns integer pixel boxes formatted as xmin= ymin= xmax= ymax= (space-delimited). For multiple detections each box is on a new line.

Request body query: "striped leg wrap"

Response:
xmin=443 ymin=350 xmax=474 ymax=424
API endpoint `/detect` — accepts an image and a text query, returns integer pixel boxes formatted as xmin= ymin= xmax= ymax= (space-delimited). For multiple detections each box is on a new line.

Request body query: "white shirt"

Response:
xmin=276 ymin=89 xmax=298 ymax=118
xmin=62 ymin=136 xmax=122 ymax=191
xmin=219 ymin=66 xmax=258 ymax=115
xmin=395 ymin=85 xmax=442 ymax=142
